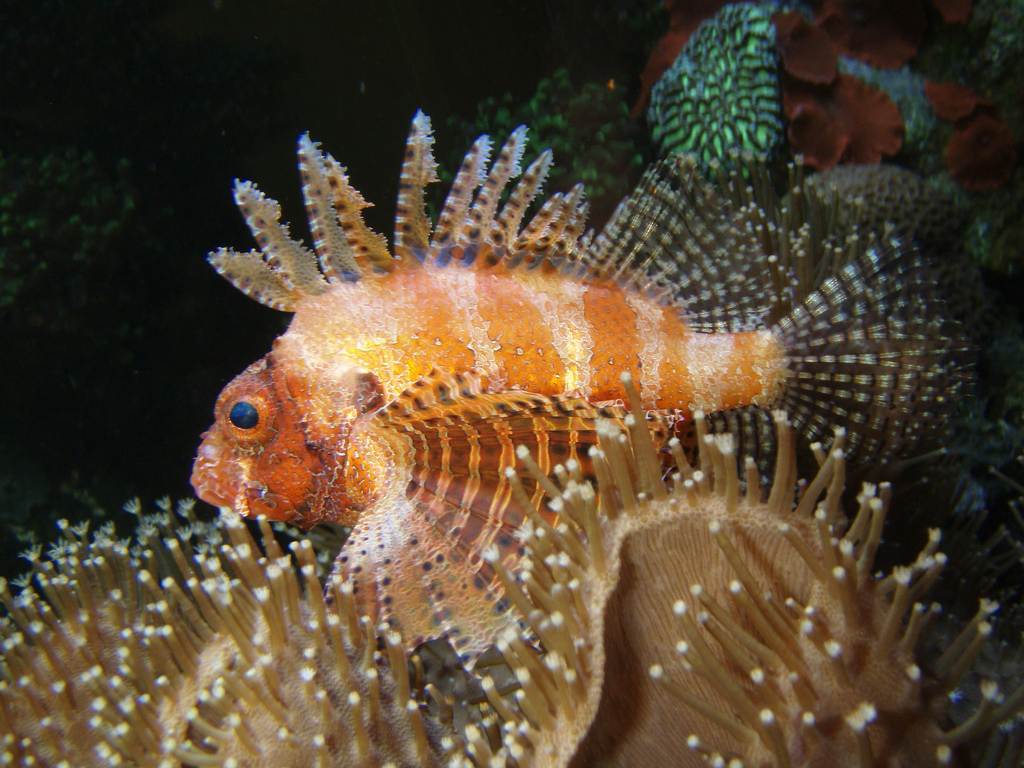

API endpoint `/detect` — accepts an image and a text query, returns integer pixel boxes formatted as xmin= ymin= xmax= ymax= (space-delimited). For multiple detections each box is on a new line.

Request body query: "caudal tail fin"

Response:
xmin=771 ymin=239 xmax=974 ymax=464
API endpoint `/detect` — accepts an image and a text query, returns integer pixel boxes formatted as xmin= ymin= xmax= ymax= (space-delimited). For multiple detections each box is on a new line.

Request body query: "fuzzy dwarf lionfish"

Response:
xmin=192 ymin=112 xmax=968 ymax=659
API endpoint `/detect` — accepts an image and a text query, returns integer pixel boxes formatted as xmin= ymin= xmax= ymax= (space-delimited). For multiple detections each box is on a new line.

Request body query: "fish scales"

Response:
xmin=194 ymin=112 xmax=971 ymax=661
xmin=285 ymin=265 xmax=784 ymax=411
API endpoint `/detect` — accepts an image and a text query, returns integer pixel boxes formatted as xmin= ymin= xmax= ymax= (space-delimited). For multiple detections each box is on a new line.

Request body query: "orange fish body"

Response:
xmin=192 ymin=113 xmax=967 ymax=658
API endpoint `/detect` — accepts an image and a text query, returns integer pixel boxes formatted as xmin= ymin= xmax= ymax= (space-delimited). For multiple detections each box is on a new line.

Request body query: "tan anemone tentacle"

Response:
xmin=454 ymin=373 xmax=1024 ymax=768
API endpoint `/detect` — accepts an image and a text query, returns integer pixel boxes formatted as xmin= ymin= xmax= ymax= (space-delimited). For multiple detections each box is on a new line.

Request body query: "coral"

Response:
xmin=0 ymin=500 xmax=450 ymax=766
xmin=803 ymin=163 xmax=963 ymax=254
xmin=783 ymin=73 xmax=904 ymax=168
xmin=931 ymin=0 xmax=972 ymax=23
xmin=812 ymin=0 xmax=972 ymax=69
xmin=836 ymin=58 xmax=944 ymax=172
xmin=773 ymin=10 xmax=837 ymax=84
xmin=946 ymin=107 xmax=1018 ymax=190
xmin=816 ymin=1 xmax=928 ymax=69
xmin=925 ymin=79 xmax=990 ymax=121
xmin=772 ymin=11 xmax=905 ymax=169
xmin=632 ymin=0 xmax=732 ymax=118
xmin=926 ymin=79 xmax=1018 ymax=191
xmin=6 ymin=386 xmax=1024 ymax=766
xmin=647 ymin=3 xmax=783 ymax=168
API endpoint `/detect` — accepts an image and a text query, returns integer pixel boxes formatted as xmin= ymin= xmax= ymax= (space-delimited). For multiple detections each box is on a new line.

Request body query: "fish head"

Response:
xmin=191 ymin=346 xmax=385 ymax=529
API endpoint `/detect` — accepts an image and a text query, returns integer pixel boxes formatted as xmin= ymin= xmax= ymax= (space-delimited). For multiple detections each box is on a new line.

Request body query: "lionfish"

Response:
xmin=192 ymin=112 xmax=968 ymax=659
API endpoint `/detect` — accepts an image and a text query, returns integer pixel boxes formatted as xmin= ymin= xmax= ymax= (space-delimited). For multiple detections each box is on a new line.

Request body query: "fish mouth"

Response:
xmin=190 ymin=437 xmax=248 ymax=513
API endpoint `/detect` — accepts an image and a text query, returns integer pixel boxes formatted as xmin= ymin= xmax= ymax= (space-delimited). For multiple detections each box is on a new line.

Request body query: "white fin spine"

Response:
xmin=298 ymin=133 xmax=362 ymax=282
xmin=393 ymin=110 xmax=438 ymax=261
xmin=321 ymin=152 xmax=393 ymax=273
xmin=231 ymin=180 xmax=329 ymax=298
xmin=207 ymin=247 xmax=304 ymax=311
xmin=494 ymin=150 xmax=552 ymax=247
xmin=464 ymin=125 xmax=529 ymax=243
xmin=432 ymin=133 xmax=492 ymax=252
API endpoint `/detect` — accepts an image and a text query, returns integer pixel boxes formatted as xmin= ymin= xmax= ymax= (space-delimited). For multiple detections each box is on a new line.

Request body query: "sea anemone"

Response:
xmin=4 ymin=377 xmax=1023 ymax=766
xmin=0 ymin=501 xmax=450 ymax=767
xmin=453 ymin=375 xmax=1024 ymax=767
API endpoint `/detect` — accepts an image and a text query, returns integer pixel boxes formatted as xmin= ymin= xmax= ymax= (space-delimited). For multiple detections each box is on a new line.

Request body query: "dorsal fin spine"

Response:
xmin=297 ymin=133 xmax=361 ymax=282
xmin=232 ymin=180 xmax=328 ymax=297
xmin=495 ymin=151 xmax=552 ymax=247
xmin=431 ymin=134 xmax=492 ymax=254
xmin=393 ymin=111 xmax=438 ymax=261
xmin=465 ymin=126 xmax=528 ymax=241
xmin=320 ymin=153 xmax=394 ymax=275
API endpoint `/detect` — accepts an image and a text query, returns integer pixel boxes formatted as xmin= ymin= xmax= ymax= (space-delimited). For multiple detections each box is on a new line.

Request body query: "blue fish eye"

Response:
xmin=229 ymin=401 xmax=260 ymax=429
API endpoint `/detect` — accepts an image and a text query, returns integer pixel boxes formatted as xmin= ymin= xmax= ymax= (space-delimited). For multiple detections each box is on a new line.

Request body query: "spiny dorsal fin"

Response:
xmin=393 ymin=110 xmax=438 ymax=261
xmin=512 ymin=183 xmax=590 ymax=267
xmin=303 ymin=136 xmax=393 ymax=276
xmin=583 ymin=156 xmax=776 ymax=330
xmin=431 ymin=134 xmax=493 ymax=253
xmin=298 ymin=134 xmax=363 ymax=281
xmin=322 ymin=153 xmax=394 ymax=274
xmin=208 ymin=180 xmax=330 ymax=311
xmin=492 ymin=150 xmax=552 ymax=249
xmin=466 ymin=126 xmax=528 ymax=240
xmin=207 ymin=247 xmax=308 ymax=311
xmin=423 ymin=124 xmax=590 ymax=273
xmin=210 ymin=134 xmax=397 ymax=310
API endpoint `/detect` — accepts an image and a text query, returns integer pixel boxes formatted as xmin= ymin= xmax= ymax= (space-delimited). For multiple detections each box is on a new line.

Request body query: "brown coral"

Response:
xmin=926 ymin=80 xmax=1018 ymax=191
xmin=783 ymin=73 xmax=904 ymax=168
xmin=946 ymin=108 xmax=1018 ymax=191
xmin=773 ymin=11 xmax=837 ymax=85
xmin=772 ymin=10 xmax=905 ymax=169
xmin=815 ymin=1 xmax=927 ymax=69
xmin=925 ymin=79 xmax=991 ymax=122
xmin=812 ymin=0 xmax=971 ymax=68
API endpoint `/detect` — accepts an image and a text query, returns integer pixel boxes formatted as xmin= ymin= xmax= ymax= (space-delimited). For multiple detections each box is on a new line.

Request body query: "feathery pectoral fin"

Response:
xmin=332 ymin=369 xmax=672 ymax=662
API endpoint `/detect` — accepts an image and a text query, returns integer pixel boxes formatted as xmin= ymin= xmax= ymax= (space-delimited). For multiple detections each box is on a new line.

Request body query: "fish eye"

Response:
xmin=229 ymin=400 xmax=260 ymax=429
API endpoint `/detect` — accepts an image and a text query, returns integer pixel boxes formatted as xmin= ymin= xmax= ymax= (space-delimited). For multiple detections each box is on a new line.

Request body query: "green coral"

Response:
xmin=647 ymin=2 xmax=783 ymax=167
xmin=443 ymin=67 xmax=648 ymax=226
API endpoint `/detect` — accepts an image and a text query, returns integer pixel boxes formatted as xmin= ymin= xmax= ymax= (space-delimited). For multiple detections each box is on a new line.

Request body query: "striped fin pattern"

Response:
xmin=432 ymin=134 xmax=493 ymax=253
xmin=299 ymin=134 xmax=393 ymax=279
xmin=393 ymin=110 xmax=438 ymax=261
xmin=209 ymin=136 xmax=394 ymax=310
xmin=425 ymin=124 xmax=590 ymax=271
xmin=208 ymin=181 xmax=330 ymax=311
xmin=298 ymin=134 xmax=362 ymax=281
xmin=492 ymin=150 xmax=552 ymax=251
xmin=774 ymin=240 xmax=973 ymax=462
xmin=210 ymin=112 xmax=597 ymax=309
xmin=334 ymin=368 xmax=674 ymax=660
xmin=582 ymin=156 xmax=776 ymax=330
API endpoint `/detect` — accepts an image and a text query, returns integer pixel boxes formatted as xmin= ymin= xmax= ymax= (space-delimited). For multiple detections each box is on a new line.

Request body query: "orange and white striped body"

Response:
xmin=286 ymin=263 xmax=787 ymax=412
